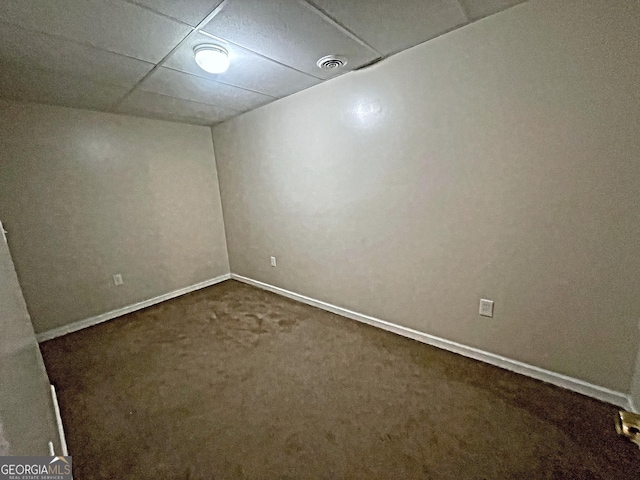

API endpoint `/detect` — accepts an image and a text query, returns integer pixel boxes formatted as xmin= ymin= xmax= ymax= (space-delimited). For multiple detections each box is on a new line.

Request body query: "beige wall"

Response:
xmin=0 ymin=101 xmax=230 ymax=334
xmin=0 ymin=224 xmax=60 ymax=454
xmin=213 ymin=0 xmax=640 ymax=392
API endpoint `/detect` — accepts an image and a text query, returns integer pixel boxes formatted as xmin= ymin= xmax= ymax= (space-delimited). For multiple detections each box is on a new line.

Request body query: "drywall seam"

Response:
xmin=230 ymin=273 xmax=632 ymax=409
xmin=35 ymin=274 xmax=231 ymax=342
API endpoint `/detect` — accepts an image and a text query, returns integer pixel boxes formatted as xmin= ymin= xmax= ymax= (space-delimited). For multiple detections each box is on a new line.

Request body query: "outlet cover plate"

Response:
xmin=479 ymin=299 xmax=494 ymax=317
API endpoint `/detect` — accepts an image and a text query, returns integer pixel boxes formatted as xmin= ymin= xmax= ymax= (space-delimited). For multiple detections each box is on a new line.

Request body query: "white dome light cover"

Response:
xmin=194 ymin=45 xmax=230 ymax=74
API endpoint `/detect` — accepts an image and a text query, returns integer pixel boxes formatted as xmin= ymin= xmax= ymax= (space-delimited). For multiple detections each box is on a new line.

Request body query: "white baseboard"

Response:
xmin=231 ymin=274 xmax=632 ymax=410
xmin=50 ymin=385 xmax=68 ymax=456
xmin=36 ymin=274 xmax=231 ymax=343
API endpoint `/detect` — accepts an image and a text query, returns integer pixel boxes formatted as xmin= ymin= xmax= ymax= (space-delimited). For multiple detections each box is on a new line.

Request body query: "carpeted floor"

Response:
xmin=40 ymin=280 xmax=640 ymax=479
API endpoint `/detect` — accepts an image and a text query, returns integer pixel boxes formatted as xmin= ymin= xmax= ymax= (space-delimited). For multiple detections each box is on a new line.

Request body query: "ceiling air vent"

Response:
xmin=317 ymin=55 xmax=347 ymax=70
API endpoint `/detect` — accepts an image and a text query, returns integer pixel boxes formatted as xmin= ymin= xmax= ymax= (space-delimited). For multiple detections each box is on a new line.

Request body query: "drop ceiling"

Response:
xmin=0 ymin=0 xmax=526 ymax=126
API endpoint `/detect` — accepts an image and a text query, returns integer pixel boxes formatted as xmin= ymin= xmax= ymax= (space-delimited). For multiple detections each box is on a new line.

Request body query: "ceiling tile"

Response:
xmin=130 ymin=0 xmax=224 ymax=26
xmin=164 ymin=32 xmax=321 ymax=97
xmin=0 ymin=0 xmax=191 ymax=63
xmin=457 ymin=0 xmax=525 ymax=21
xmin=307 ymin=0 xmax=467 ymax=56
xmin=119 ymin=111 xmax=213 ymax=126
xmin=139 ymin=67 xmax=274 ymax=111
xmin=201 ymin=0 xmax=379 ymax=79
xmin=0 ymin=21 xmax=153 ymax=88
xmin=117 ymin=90 xmax=239 ymax=125
xmin=0 ymin=60 xmax=129 ymax=111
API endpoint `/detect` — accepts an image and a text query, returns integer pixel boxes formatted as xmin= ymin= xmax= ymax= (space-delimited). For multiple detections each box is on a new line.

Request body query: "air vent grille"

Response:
xmin=317 ymin=55 xmax=347 ymax=70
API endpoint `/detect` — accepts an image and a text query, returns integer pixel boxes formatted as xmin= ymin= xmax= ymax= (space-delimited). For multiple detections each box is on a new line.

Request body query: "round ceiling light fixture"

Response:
xmin=194 ymin=45 xmax=230 ymax=74
xmin=317 ymin=55 xmax=347 ymax=70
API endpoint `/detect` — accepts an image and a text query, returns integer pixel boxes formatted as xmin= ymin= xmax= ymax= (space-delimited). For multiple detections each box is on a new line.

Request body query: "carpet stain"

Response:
xmin=40 ymin=280 xmax=640 ymax=479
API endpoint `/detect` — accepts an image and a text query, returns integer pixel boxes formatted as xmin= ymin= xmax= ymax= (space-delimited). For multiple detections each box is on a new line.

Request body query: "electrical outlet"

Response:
xmin=113 ymin=274 xmax=123 ymax=286
xmin=270 ymin=256 xmax=277 ymax=267
xmin=479 ymin=299 xmax=494 ymax=317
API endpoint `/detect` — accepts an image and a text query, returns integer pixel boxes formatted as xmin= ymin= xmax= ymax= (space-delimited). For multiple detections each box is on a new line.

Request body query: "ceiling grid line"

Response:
xmin=161 ymin=65 xmax=279 ymax=98
xmin=0 ymin=33 xmax=153 ymax=92
xmin=0 ymin=17 xmax=157 ymax=68
xmin=118 ymin=0 xmax=199 ymax=28
xmin=198 ymin=30 xmax=325 ymax=81
xmin=0 ymin=0 xmax=193 ymax=63
xmin=109 ymin=0 xmax=232 ymax=112
xmin=123 ymin=89 xmax=243 ymax=114
xmin=0 ymin=0 xmax=529 ymax=126
xmin=298 ymin=0 xmax=382 ymax=58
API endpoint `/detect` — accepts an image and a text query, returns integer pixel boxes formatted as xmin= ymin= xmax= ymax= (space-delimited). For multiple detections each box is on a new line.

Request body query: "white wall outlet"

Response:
xmin=113 ymin=274 xmax=123 ymax=286
xmin=270 ymin=256 xmax=277 ymax=267
xmin=479 ymin=299 xmax=494 ymax=317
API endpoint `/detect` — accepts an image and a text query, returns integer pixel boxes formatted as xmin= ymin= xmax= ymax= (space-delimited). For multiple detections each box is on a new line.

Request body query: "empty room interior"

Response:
xmin=1 ymin=0 xmax=640 ymax=478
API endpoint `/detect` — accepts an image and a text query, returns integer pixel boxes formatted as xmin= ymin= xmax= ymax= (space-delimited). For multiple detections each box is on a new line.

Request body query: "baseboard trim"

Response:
xmin=36 ymin=274 xmax=231 ymax=343
xmin=50 ymin=385 xmax=68 ymax=456
xmin=230 ymin=274 xmax=632 ymax=409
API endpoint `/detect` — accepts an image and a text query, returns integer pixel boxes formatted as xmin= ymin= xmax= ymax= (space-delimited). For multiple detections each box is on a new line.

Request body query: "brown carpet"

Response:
xmin=40 ymin=280 xmax=639 ymax=479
